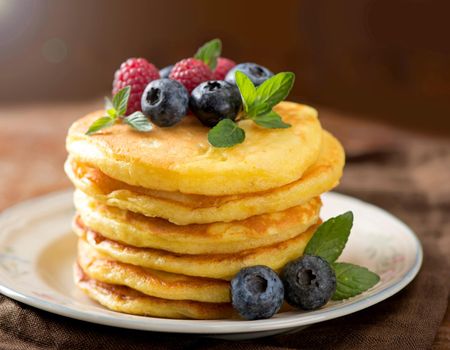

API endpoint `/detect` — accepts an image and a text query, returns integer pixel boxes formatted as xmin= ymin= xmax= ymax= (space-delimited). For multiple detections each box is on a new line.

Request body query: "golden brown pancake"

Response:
xmin=74 ymin=263 xmax=235 ymax=319
xmin=66 ymin=131 xmax=343 ymax=225
xmin=74 ymin=191 xmax=321 ymax=254
xmin=66 ymin=102 xmax=322 ymax=195
xmin=73 ymin=219 xmax=319 ymax=280
xmin=77 ymin=239 xmax=230 ymax=303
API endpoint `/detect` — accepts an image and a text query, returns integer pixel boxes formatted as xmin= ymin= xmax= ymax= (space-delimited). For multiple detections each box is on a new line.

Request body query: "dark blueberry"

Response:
xmin=159 ymin=65 xmax=173 ymax=79
xmin=225 ymin=63 xmax=274 ymax=86
xmin=231 ymin=265 xmax=284 ymax=320
xmin=281 ymin=255 xmax=336 ymax=310
xmin=141 ymin=79 xmax=189 ymax=127
xmin=189 ymin=80 xmax=242 ymax=127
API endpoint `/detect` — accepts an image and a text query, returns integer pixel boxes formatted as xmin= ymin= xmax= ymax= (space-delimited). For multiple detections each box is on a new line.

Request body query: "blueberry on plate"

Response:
xmin=231 ymin=265 xmax=284 ymax=320
xmin=282 ymin=255 xmax=336 ymax=310
xmin=190 ymin=80 xmax=242 ymax=127
xmin=225 ymin=63 xmax=273 ymax=86
xmin=141 ymin=79 xmax=189 ymax=127
xmin=159 ymin=65 xmax=173 ymax=79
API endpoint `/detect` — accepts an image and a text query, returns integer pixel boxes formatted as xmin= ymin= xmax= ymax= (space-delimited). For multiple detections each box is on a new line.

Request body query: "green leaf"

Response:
xmin=332 ymin=262 xmax=380 ymax=300
xmin=124 ymin=112 xmax=153 ymax=132
xmin=194 ymin=38 xmax=222 ymax=70
xmin=85 ymin=116 xmax=116 ymax=135
xmin=304 ymin=211 xmax=354 ymax=263
xmin=250 ymin=102 xmax=271 ymax=117
xmin=254 ymin=72 xmax=295 ymax=115
xmin=106 ymin=108 xmax=117 ymax=118
xmin=252 ymin=110 xmax=291 ymax=129
xmin=235 ymin=71 xmax=257 ymax=114
xmin=112 ymin=86 xmax=131 ymax=116
xmin=208 ymin=119 xmax=245 ymax=147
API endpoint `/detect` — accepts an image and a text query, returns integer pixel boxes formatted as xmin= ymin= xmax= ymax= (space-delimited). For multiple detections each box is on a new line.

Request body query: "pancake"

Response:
xmin=74 ymin=220 xmax=319 ymax=280
xmin=74 ymin=263 xmax=235 ymax=319
xmin=77 ymin=239 xmax=230 ymax=303
xmin=74 ymin=191 xmax=321 ymax=254
xmin=66 ymin=131 xmax=343 ymax=225
xmin=66 ymin=102 xmax=322 ymax=196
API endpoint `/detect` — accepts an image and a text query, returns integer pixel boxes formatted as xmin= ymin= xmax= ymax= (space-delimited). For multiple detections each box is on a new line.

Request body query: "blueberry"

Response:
xmin=159 ymin=65 xmax=173 ymax=79
xmin=231 ymin=265 xmax=284 ymax=320
xmin=282 ymin=255 xmax=336 ymax=310
xmin=141 ymin=79 xmax=189 ymax=127
xmin=225 ymin=63 xmax=274 ymax=87
xmin=189 ymin=80 xmax=242 ymax=127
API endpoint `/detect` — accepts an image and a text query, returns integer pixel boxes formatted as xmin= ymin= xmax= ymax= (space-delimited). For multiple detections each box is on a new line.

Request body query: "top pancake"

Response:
xmin=66 ymin=131 xmax=344 ymax=224
xmin=66 ymin=101 xmax=322 ymax=195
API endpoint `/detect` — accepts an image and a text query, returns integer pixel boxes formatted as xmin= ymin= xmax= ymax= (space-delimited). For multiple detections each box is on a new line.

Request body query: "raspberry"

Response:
xmin=112 ymin=58 xmax=159 ymax=115
xmin=213 ymin=57 xmax=236 ymax=80
xmin=169 ymin=58 xmax=213 ymax=93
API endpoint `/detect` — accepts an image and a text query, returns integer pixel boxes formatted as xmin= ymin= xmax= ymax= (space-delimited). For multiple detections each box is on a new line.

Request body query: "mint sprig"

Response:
xmin=247 ymin=72 xmax=295 ymax=117
xmin=194 ymin=38 xmax=222 ymax=70
xmin=304 ymin=212 xmax=380 ymax=301
xmin=207 ymin=71 xmax=295 ymax=147
xmin=86 ymin=86 xmax=153 ymax=135
xmin=238 ymin=71 xmax=295 ymax=122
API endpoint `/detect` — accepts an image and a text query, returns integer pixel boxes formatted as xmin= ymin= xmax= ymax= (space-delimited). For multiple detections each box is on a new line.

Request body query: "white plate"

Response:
xmin=0 ymin=190 xmax=422 ymax=340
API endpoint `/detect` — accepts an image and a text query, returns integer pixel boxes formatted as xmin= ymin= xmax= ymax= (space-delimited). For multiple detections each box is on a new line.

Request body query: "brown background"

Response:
xmin=1 ymin=0 xmax=450 ymax=134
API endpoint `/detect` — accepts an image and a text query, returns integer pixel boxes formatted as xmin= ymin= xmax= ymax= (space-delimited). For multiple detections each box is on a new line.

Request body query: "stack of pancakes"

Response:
xmin=65 ymin=102 xmax=345 ymax=319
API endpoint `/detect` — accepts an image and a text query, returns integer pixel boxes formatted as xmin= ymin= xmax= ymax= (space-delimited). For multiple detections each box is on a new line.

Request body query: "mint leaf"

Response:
xmin=235 ymin=71 xmax=257 ymax=113
xmin=332 ymin=262 xmax=380 ymax=300
xmin=252 ymin=110 xmax=291 ymax=129
xmin=85 ymin=116 xmax=116 ymax=135
xmin=250 ymin=102 xmax=271 ymax=117
xmin=304 ymin=212 xmax=353 ymax=263
xmin=106 ymin=108 xmax=117 ymax=118
xmin=124 ymin=112 xmax=153 ymax=132
xmin=254 ymin=72 xmax=295 ymax=115
xmin=208 ymin=119 xmax=245 ymax=147
xmin=194 ymin=38 xmax=222 ymax=70
xmin=112 ymin=86 xmax=130 ymax=116
xmin=234 ymin=71 xmax=294 ymax=129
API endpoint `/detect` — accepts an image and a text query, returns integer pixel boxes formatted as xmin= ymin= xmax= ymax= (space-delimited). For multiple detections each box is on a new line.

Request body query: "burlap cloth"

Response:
xmin=0 ymin=106 xmax=448 ymax=349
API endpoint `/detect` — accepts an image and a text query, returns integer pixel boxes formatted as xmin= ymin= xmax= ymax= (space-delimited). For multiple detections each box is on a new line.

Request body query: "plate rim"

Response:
xmin=0 ymin=190 xmax=423 ymax=334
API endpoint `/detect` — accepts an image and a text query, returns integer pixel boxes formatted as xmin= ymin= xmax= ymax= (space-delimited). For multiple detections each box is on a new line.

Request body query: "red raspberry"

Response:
xmin=169 ymin=58 xmax=213 ymax=93
xmin=213 ymin=57 xmax=236 ymax=80
xmin=112 ymin=58 xmax=159 ymax=115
